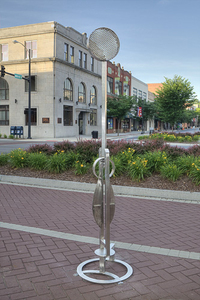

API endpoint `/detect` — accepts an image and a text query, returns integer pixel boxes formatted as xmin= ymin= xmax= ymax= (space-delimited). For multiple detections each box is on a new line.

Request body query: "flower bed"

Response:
xmin=0 ymin=139 xmax=200 ymax=184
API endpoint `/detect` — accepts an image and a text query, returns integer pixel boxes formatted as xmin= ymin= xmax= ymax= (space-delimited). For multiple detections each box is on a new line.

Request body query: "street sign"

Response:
xmin=14 ymin=74 xmax=22 ymax=79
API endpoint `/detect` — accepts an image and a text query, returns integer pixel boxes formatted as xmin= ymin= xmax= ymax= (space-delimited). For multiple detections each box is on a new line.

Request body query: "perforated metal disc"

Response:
xmin=88 ymin=27 xmax=120 ymax=61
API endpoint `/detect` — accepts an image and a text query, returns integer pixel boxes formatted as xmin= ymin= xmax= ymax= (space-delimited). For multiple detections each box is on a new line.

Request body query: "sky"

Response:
xmin=1 ymin=0 xmax=200 ymax=99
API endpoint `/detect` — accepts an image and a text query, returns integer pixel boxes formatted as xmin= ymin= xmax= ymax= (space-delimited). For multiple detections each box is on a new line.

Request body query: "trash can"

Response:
xmin=16 ymin=126 xmax=23 ymax=137
xmin=92 ymin=131 xmax=98 ymax=139
xmin=10 ymin=126 xmax=16 ymax=136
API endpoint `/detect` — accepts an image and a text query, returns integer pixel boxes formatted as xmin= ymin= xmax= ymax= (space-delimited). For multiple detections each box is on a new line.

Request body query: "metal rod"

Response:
xmin=28 ymin=48 xmax=31 ymax=139
xmin=101 ymin=61 xmax=107 ymax=153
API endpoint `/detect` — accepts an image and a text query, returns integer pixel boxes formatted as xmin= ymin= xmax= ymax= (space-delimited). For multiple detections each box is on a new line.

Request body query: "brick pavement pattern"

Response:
xmin=0 ymin=183 xmax=200 ymax=299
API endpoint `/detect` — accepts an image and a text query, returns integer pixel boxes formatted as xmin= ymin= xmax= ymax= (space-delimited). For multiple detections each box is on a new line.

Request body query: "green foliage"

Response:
xmin=144 ymin=151 xmax=168 ymax=173
xmin=27 ymin=153 xmax=48 ymax=170
xmin=175 ymin=155 xmax=197 ymax=175
xmin=9 ymin=149 xmax=28 ymax=168
xmin=189 ymin=161 xmax=200 ymax=184
xmin=0 ymin=133 xmax=2 ymax=138
xmin=155 ymin=75 xmax=197 ymax=127
xmin=0 ymin=154 xmax=9 ymax=166
xmin=74 ymin=160 xmax=88 ymax=175
xmin=107 ymin=95 xmax=136 ymax=135
xmin=160 ymin=164 xmax=183 ymax=181
xmin=128 ymin=156 xmax=150 ymax=182
xmin=4 ymin=134 xmax=7 ymax=138
xmin=46 ymin=152 xmax=67 ymax=173
xmin=1 ymin=139 xmax=200 ymax=184
xmin=112 ymin=148 xmax=136 ymax=176
xmin=140 ymin=132 xmax=199 ymax=143
xmin=9 ymin=135 xmax=14 ymax=139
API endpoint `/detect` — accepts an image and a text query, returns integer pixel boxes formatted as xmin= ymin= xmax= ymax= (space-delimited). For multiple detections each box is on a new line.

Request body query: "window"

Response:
xmin=0 ymin=105 xmax=9 ymax=125
xmin=64 ymin=78 xmax=73 ymax=101
xmin=138 ymin=90 xmax=142 ymax=99
xmin=107 ymin=77 xmax=113 ymax=94
xmin=1 ymin=44 xmax=8 ymax=61
xmin=63 ymin=105 xmax=73 ymax=126
xmin=83 ymin=53 xmax=87 ymax=69
xmin=78 ymin=82 xmax=86 ymax=103
xmin=124 ymin=84 xmax=129 ymax=96
xmin=90 ymin=109 xmax=97 ymax=126
xmin=0 ymin=78 xmax=9 ymax=100
xmin=79 ymin=51 xmax=82 ymax=67
xmin=143 ymin=92 xmax=147 ymax=100
xmin=133 ymin=88 xmax=137 ymax=97
xmin=25 ymin=41 xmax=37 ymax=58
xmin=64 ymin=43 xmax=68 ymax=61
xmin=90 ymin=86 xmax=97 ymax=105
xmin=91 ymin=57 xmax=94 ymax=72
xmin=118 ymin=81 xmax=122 ymax=95
xmin=70 ymin=46 xmax=74 ymax=63
xmin=25 ymin=76 xmax=36 ymax=92
xmin=24 ymin=108 xmax=37 ymax=126
xmin=115 ymin=79 xmax=122 ymax=95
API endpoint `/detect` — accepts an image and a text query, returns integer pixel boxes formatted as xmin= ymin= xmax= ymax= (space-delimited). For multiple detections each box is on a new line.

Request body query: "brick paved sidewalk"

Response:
xmin=0 ymin=183 xmax=200 ymax=299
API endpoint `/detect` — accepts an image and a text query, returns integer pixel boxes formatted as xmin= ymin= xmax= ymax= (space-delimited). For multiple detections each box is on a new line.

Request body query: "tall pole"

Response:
xmin=28 ymin=48 xmax=31 ymax=139
xmin=13 ymin=40 xmax=32 ymax=139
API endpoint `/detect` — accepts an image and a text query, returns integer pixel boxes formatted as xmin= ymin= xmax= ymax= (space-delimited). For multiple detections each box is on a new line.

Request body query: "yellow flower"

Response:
xmin=61 ymin=150 xmax=64 ymax=153
xmin=76 ymin=161 xmax=79 ymax=163
xmin=132 ymin=162 xmax=136 ymax=165
xmin=22 ymin=157 xmax=24 ymax=160
xmin=81 ymin=164 xmax=84 ymax=167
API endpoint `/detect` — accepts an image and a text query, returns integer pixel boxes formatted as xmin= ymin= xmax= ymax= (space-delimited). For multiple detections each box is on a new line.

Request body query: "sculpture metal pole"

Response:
xmin=77 ymin=27 xmax=133 ymax=284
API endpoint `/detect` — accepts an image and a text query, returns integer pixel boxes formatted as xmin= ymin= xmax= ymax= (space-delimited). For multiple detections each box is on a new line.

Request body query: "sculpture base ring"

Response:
xmin=77 ymin=258 xmax=133 ymax=284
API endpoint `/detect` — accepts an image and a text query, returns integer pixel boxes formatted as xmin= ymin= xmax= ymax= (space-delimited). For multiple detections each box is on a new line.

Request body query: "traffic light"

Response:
xmin=1 ymin=65 xmax=5 ymax=77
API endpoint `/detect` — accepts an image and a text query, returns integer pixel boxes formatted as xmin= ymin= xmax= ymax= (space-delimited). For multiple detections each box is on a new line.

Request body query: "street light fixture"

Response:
xmin=13 ymin=40 xmax=32 ymax=139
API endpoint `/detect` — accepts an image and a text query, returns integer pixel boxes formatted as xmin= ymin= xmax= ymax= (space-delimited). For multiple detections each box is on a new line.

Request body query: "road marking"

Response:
xmin=0 ymin=222 xmax=199 ymax=260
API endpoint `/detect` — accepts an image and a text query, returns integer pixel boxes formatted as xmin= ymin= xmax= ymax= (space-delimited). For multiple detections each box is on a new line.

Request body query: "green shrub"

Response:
xmin=46 ymin=152 xmax=67 ymax=173
xmin=27 ymin=152 xmax=48 ymax=170
xmin=0 ymin=154 xmax=9 ymax=166
xmin=144 ymin=150 xmax=168 ymax=173
xmin=74 ymin=160 xmax=89 ymax=175
xmin=4 ymin=134 xmax=7 ymax=138
xmin=160 ymin=164 xmax=183 ymax=181
xmin=189 ymin=160 xmax=200 ymax=184
xmin=9 ymin=149 xmax=28 ymax=168
xmin=9 ymin=135 xmax=14 ymax=139
xmin=175 ymin=155 xmax=197 ymax=174
xmin=0 ymin=133 xmax=2 ymax=138
xmin=128 ymin=156 xmax=151 ymax=182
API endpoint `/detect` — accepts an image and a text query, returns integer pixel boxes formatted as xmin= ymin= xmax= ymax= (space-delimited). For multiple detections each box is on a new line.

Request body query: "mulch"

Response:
xmin=0 ymin=165 xmax=200 ymax=193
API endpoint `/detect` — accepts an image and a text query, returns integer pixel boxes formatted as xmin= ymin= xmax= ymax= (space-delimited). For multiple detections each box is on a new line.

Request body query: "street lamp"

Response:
xmin=13 ymin=40 xmax=32 ymax=139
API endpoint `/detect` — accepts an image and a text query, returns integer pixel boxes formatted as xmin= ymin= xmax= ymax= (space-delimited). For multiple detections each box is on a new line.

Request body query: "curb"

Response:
xmin=0 ymin=175 xmax=199 ymax=203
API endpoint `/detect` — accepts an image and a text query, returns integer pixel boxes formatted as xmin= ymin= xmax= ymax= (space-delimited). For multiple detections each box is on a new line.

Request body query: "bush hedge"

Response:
xmin=1 ymin=139 xmax=200 ymax=184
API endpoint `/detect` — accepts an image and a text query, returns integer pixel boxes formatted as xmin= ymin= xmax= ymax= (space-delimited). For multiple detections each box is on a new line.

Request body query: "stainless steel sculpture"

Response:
xmin=77 ymin=27 xmax=133 ymax=284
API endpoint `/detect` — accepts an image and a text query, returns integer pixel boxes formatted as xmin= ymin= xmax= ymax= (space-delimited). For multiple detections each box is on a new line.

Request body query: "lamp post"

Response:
xmin=13 ymin=40 xmax=31 ymax=139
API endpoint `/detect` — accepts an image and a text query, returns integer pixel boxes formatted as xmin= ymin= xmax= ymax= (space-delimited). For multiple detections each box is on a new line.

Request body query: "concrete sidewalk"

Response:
xmin=0 ymin=178 xmax=200 ymax=299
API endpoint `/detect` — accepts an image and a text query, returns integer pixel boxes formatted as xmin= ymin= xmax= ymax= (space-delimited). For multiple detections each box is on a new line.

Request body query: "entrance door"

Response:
xmin=79 ymin=112 xmax=84 ymax=135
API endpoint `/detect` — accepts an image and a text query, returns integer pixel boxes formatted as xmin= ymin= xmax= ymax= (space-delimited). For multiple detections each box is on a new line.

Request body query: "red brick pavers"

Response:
xmin=0 ymin=183 xmax=200 ymax=299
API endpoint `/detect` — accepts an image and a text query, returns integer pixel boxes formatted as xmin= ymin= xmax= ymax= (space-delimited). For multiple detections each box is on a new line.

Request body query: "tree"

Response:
xmin=155 ymin=75 xmax=197 ymax=129
xmin=107 ymin=95 xmax=136 ymax=135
